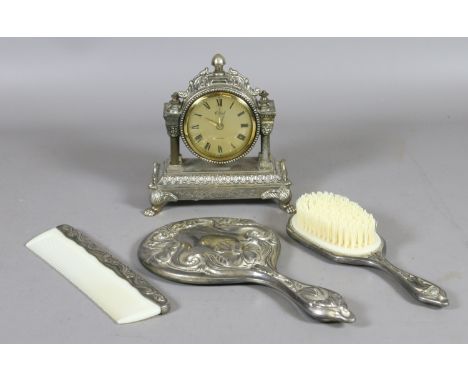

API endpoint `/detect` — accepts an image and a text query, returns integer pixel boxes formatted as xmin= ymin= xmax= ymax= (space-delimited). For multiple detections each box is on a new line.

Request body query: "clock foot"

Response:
xmin=280 ymin=202 xmax=296 ymax=214
xmin=143 ymin=206 xmax=159 ymax=217
xmin=261 ymin=186 xmax=295 ymax=214
xmin=144 ymin=187 xmax=178 ymax=217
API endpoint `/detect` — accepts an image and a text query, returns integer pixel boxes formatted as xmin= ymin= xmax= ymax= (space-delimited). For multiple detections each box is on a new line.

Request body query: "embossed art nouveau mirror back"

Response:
xmin=144 ymin=54 xmax=294 ymax=216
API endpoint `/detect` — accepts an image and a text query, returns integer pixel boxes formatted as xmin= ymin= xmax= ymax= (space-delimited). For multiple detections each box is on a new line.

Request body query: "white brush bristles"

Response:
xmin=293 ymin=192 xmax=382 ymax=256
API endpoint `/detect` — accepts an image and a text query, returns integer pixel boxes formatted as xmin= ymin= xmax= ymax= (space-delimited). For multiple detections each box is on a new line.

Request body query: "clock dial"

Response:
xmin=183 ymin=91 xmax=257 ymax=162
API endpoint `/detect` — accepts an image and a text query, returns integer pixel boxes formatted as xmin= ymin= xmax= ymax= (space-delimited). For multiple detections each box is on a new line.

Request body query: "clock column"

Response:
xmin=258 ymin=90 xmax=275 ymax=169
xmin=164 ymin=92 xmax=182 ymax=165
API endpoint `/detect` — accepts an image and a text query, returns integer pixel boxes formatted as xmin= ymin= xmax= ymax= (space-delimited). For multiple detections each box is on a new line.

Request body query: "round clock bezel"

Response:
xmin=179 ymin=87 xmax=261 ymax=164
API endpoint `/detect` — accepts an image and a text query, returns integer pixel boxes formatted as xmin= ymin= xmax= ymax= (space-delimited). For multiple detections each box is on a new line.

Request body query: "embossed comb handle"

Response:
xmin=253 ymin=266 xmax=355 ymax=323
xmin=371 ymin=255 xmax=449 ymax=307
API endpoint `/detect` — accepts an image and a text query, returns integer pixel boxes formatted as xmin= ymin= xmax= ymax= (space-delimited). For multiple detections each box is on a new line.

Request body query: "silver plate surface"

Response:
xmin=144 ymin=157 xmax=295 ymax=216
xmin=145 ymin=54 xmax=294 ymax=216
xmin=286 ymin=216 xmax=449 ymax=308
xmin=138 ymin=217 xmax=355 ymax=323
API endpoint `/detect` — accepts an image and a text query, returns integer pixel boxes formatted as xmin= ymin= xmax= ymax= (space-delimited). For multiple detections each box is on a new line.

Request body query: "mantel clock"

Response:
xmin=144 ymin=54 xmax=294 ymax=216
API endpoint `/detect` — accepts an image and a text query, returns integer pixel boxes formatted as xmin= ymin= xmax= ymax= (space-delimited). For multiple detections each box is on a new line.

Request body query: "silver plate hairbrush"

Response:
xmin=138 ymin=217 xmax=355 ymax=323
xmin=287 ymin=192 xmax=449 ymax=308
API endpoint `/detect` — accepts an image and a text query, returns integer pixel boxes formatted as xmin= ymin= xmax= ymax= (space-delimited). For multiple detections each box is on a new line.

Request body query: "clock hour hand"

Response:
xmin=204 ymin=117 xmax=219 ymax=127
xmin=205 ymin=117 xmax=224 ymax=130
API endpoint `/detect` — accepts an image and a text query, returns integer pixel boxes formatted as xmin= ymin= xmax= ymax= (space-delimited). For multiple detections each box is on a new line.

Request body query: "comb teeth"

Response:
xmin=295 ymin=192 xmax=377 ymax=249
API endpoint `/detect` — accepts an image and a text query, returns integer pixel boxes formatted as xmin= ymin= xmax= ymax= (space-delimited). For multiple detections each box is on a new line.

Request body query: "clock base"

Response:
xmin=144 ymin=157 xmax=295 ymax=216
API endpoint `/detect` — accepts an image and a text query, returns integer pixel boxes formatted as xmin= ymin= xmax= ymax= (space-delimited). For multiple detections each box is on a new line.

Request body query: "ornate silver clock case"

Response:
xmin=144 ymin=54 xmax=295 ymax=216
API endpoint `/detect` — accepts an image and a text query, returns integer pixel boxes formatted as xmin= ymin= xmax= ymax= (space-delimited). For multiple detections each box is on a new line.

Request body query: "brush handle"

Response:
xmin=254 ymin=266 xmax=355 ymax=323
xmin=373 ymin=254 xmax=449 ymax=307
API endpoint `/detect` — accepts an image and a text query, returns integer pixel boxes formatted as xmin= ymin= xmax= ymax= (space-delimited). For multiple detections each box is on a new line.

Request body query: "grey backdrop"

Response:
xmin=1 ymin=38 xmax=467 ymax=343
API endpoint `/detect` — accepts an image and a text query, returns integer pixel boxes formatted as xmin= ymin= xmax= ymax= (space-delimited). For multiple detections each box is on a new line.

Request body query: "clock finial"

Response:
xmin=211 ymin=53 xmax=225 ymax=73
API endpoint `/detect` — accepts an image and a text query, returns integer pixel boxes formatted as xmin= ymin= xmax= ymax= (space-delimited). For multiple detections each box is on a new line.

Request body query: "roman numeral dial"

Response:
xmin=183 ymin=91 xmax=257 ymax=162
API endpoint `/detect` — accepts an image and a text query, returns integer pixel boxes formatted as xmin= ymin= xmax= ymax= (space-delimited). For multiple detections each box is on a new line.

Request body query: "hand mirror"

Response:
xmin=138 ymin=217 xmax=354 ymax=323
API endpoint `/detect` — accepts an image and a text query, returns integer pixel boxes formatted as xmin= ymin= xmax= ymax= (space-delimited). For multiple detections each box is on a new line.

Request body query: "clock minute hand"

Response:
xmin=216 ymin=115 xmax=224 ymax=130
